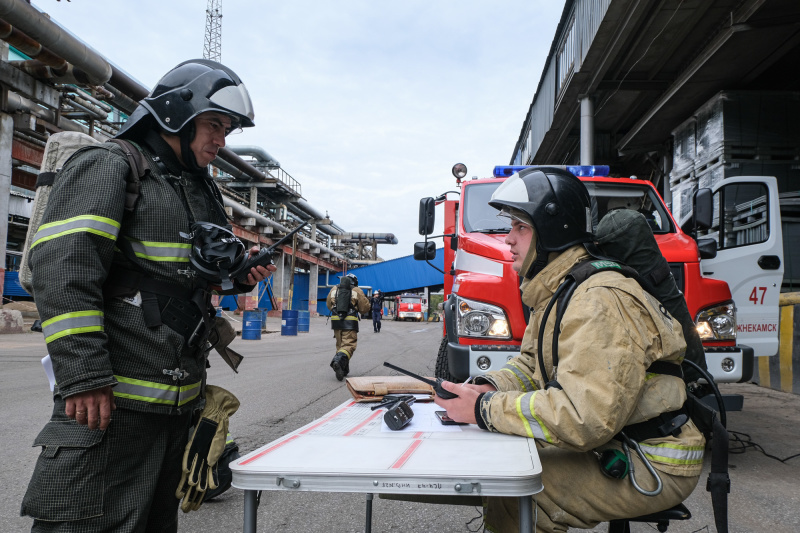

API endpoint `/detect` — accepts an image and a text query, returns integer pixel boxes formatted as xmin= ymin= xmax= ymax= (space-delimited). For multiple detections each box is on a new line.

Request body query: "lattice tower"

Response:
xmin=203 ymin=0 xmax=222 ymax=62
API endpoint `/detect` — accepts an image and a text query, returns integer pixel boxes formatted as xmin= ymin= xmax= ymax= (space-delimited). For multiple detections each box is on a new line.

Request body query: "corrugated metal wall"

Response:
xmin=518 ymin=0 xmax=611 ymax=165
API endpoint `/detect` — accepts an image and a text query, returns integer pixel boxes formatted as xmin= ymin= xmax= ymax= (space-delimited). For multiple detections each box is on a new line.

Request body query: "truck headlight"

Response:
xmin=696 ymin=302 xmax=736 ymax=341
xmin=455 ymin=296 xmax=510 ymax=339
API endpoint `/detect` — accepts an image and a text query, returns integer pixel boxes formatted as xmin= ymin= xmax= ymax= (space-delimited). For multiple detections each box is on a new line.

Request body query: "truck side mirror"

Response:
xmin=697 ymin=237 xmax=717 ymax=259
xmin=681 ymin=187 xmax=713 ymax=236
xmin=419 ymin=197 xmax=435 ymax=236
xmin=414 ymin=241 xmax=436 ymax=260
xmin=693 ymin=188 xmax=713 ymax=230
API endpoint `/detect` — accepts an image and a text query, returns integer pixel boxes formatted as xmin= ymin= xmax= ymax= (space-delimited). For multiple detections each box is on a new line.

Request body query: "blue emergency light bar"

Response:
xmin=493 ymin=165 xmax=610 ymax=178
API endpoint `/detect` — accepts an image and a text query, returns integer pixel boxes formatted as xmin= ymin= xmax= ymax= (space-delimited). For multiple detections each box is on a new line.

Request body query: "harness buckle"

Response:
xmin=163 ymin=368 xmax=189 ymax=381
xmin=177 ymin=269 xmax=196 ymax=278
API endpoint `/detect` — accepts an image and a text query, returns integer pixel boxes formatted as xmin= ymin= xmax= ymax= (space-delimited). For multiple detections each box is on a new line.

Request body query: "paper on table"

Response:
xmin=380 ymin=401 xmax=464 ymax=433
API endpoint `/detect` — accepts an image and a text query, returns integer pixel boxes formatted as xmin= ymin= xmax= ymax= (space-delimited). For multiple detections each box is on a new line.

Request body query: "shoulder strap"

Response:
xmin=540 ymin=259 xmax=683 ymax=389
xmin=107 ymin=138 xmax=149 ymax=213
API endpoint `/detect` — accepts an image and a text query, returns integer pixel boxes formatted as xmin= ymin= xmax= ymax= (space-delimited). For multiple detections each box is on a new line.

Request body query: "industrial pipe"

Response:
xmin=339 ymin=232 xmax=398 ymax=244
xmin=0 ymin=0 xmax=112 ymax=85
xmin=223 ymin=198 xmax=345 ymax=261
xmin=228 ymin=145 xmax=280 ymax=168
xmin=4 ymin=91 xmax=94 ymax=136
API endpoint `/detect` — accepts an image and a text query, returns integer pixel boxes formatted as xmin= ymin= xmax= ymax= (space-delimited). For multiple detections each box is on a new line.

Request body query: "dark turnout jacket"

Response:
xmin=30 ymin=132 xmax=232 ymax=415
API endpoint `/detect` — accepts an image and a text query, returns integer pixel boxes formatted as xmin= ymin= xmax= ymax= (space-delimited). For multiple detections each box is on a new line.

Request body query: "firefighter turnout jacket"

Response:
xmin=327 ymin=285 xmax=370 ymax=331
xmin=30 ymin=131 xmax=239 ymax=415
xmin=477 ymin=245 xmax=705 ymax=478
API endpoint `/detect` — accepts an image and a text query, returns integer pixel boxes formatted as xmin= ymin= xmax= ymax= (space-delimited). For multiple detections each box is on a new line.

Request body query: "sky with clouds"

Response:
xmin=37 ymin=0 xmax=564 ymax=260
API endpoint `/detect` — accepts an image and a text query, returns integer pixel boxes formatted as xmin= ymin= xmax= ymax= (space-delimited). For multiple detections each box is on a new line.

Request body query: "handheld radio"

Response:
xmin=382 ymin=362 xmax=458 ymax=400
xmin=232 ymin=222 xmax=308 ymax=283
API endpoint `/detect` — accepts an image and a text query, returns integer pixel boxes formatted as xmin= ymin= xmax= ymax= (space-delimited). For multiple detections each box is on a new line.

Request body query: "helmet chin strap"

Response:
xmin=525 ymin=241 xmax=550 ymax=279
xmin=179 ymin=122 xmax=203 ymax=171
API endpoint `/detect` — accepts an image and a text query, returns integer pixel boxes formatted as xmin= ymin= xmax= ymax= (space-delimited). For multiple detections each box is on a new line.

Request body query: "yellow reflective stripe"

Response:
xmin=124 ymin=239 xmax=191 ymax=262
xmin=32 ymin=215 xmax=120 ymax=248
xmin=225 ymin=432 xmax=235 ymax=445
xmin=499 ymin=362 xmax=536 ymax=392
xmin=516 ymin=392 xmax=552 ymax=442
xmin=113 ymin=376 xmax=201 ymax=406
xmin=639 ymin=442 xmax=705 ymax=465
xmin=42 ymin=311 xmax=104 ymax=343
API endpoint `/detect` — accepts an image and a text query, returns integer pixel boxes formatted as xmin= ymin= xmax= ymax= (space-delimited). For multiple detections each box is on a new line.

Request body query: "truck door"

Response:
xmin=700 ymin=176 xmax=784 ymax=357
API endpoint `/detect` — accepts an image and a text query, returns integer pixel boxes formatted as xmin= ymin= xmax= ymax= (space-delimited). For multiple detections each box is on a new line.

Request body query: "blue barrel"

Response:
xmin=281 ymin=309 xmax=298 ymax=336
xmin=297 ymin=310 xmax=310 ymax=333
xmin=242 ymin=310 xmax=262 ymax=340
xmin=216 ymin=307 xmax=222 ymax=317
xmin=260 ymin=309 xmax=268 ymax=329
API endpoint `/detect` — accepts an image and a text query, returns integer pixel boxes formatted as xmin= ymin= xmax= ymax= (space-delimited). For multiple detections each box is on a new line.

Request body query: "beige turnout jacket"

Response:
xmin=478 ymin=245 xmax=704 ymax=477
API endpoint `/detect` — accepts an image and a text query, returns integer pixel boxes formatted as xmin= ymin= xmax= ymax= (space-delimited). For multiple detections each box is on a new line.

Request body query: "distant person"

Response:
xmin=326 ymin=273 xmax=370 ymax=380
xmin=434 ymin=167 xmax=703 ymax=532
xmin=370 ymin=289 xmax=383 ymax=332
xmin=21 ymin=59 xmax=273 ymax=532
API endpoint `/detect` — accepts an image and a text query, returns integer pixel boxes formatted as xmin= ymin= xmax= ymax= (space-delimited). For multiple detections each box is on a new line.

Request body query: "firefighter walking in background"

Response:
xmin=20 ymin=60 xmax=272 ymax=532
xmin=370 ymin=289 xmax=383 ymax=332
xmin=327 ymin=273 xmax=371 ymax=380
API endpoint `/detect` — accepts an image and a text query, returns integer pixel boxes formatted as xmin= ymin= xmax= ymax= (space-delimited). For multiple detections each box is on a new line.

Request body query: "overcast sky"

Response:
xmin=38 ymin=0 xmax=564 ymax=260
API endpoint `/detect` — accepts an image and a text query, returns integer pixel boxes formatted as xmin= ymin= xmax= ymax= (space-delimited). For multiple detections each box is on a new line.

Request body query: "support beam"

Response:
xmin=0 ymin=112 xmax=13 ymax=298
xmin=309 ymin=263 xmax=319 ymax=316
xmin=579 ymin=95 xmax=594 ymax=165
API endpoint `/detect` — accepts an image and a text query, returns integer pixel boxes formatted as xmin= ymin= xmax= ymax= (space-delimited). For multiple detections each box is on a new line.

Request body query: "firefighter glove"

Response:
xmin=176 ymin=385 xmax=240 ymax=512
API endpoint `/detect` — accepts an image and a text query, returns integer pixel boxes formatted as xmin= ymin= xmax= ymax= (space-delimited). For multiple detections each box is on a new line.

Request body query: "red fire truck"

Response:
xmin=415 ymin=164 xmax=783 ymax=403
xmin=394 ymin=293 xmax=426 ymax=322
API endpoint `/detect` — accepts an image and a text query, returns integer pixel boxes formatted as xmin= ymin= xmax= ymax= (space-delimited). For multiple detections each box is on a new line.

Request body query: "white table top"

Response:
xmin=231 ymin=400 xmax=543 ymax=498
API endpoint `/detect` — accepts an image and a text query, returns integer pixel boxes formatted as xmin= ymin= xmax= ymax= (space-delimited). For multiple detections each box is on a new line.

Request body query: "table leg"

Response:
xmin=518 ymin=495 xmax=533 ymax=533
xmin=365 ymin=493 xmax=373 ymax=533
xmin=244 ymin=490 xmax=259 ymax=533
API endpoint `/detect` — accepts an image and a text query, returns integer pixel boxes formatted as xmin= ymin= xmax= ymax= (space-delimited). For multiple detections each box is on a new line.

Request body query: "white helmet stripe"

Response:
xmin=209 ymin=84 xmax=254 ymax=122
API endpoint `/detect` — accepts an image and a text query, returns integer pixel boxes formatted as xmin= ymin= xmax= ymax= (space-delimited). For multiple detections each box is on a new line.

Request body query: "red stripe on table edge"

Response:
xmin=391 ymin=439 xmax=423 ymax=469
xmin=239 ymin=434 xmax=301 ymax=465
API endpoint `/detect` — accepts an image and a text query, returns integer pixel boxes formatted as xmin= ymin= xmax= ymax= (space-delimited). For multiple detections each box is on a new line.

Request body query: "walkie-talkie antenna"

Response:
xmin=383 ymin=362 xmax=458 ymax=399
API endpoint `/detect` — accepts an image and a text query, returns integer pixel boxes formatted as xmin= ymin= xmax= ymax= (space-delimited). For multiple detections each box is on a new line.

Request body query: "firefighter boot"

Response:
xmin=330 ymin=352 xmax=348 ymax=381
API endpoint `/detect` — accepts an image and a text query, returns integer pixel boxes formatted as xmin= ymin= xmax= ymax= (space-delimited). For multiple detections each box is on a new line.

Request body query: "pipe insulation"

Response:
xmin=228 ymin=145 xmax=280 ymax=168
xmin=223 ymin=197 xmax=345 ymax=261
xmin=0 ymin=0 xmax=112 ymax=85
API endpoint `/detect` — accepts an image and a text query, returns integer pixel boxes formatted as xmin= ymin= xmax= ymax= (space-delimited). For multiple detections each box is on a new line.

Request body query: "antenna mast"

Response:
xmin=203 ymin=0 xmax=222 ymax=62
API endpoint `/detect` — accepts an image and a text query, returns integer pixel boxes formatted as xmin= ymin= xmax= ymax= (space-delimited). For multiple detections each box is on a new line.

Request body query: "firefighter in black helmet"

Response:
xmin=433 ymin=167 xmax=703 ymax=532
xmin=327 ymin=273 xmax=371 ymax=380
xmin=22 ymin=60 xmax=272 ymax=530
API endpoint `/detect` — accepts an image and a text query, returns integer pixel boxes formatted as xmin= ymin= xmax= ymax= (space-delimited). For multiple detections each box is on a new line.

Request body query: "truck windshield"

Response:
xmin=462 ymin=181 xmax=673 ymax=234
xmin=462 ymin=183 xmax=510 ymax=233
xmin=399 ymin=296 xmax=421 ymax=304
xmin=584 ymin=182 xmax=673 ymax=234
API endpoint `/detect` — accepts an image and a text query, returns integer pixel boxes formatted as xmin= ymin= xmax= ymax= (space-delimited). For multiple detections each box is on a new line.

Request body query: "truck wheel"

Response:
xmin=435 ymin=337 xmax=456 ymax=382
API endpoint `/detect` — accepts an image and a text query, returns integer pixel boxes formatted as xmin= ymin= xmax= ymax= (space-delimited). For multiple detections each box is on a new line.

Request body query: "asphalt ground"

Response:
xmin=2 ymin=316 xmax=799 ymax=532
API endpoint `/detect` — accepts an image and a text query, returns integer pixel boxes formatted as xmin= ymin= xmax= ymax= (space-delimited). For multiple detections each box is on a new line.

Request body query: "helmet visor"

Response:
xmin=490 ymin=174 xmax=528 ymax=205
xmin=209 ymin=84 xmax=255 ymax=127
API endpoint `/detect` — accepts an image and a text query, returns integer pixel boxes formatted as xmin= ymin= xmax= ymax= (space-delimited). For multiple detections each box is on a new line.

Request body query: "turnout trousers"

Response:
xmin=333 ymin=329 xmax=358 ymax=359
xmin=483 ymin=443 xmax=699 ymax=532
xmin=24 ymin=397 xmax=192 ymax=533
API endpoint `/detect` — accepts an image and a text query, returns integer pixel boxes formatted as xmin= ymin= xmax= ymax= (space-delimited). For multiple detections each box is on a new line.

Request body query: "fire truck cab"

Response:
xmin=394 ymin=293 xmax=426 ymax=322
xmin=415 ymin=164 xmax=783 ymax=396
